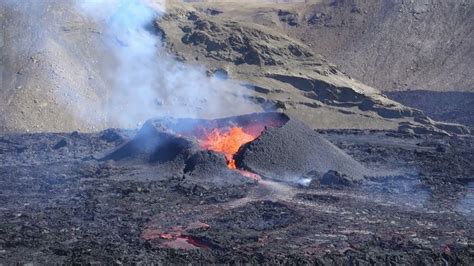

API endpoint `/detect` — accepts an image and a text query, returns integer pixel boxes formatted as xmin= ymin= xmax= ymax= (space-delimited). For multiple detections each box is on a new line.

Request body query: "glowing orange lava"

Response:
xmin=199 ymin=126 xmax=257 ymax=169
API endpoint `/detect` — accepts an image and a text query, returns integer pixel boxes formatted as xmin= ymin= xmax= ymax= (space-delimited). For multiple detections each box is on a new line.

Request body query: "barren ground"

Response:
xmin=0 ymin=127 xmax=472 ymax=264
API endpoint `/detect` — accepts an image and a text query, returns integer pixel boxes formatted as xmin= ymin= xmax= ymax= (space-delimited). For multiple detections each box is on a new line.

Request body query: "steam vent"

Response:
xmin=102 ymin=112 xmax=370 ymax=187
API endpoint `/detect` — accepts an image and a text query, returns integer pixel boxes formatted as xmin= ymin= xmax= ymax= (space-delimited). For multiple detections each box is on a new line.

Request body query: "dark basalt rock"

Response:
xmin=278 ymin=9 xmax=300 ymax=27
xmin=99 ymin=129 xmax=124 ymax=143
xmin=319 ymin=170 xmax=353 ymax=187
xmin=179 ymin=150 xmax=255 ymax=202
xmin=295 ymin=193 xmax=340 ymax=203
xmin=53 ymin=138 xmax=68 ymax=150
xmin=212 ymin=200 xmax=300 ymax=231
xmin=182 ymin=150 xmax=247 ymax=185
xmin=100 ymin=120 xmax=196 ymax=163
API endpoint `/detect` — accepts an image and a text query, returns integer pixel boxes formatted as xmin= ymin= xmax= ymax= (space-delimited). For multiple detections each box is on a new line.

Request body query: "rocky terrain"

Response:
xmin=0 ymin=115 xmax=472 ymax=264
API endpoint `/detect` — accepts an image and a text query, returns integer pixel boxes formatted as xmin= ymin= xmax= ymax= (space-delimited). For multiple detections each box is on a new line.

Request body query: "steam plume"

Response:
xmin=77 ymin=0 xmax=260 ymax=128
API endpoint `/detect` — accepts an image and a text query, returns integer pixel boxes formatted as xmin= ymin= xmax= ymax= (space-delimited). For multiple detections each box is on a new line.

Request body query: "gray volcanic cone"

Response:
xmin=235 ymin=116 xmax=370 ymax=184
xmin=102 ymin=112 xmax=369 ymax=186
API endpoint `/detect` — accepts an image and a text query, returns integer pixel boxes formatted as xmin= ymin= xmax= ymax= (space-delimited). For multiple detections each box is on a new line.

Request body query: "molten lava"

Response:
xmin=199 ymin=126 xmax=258 ymax=169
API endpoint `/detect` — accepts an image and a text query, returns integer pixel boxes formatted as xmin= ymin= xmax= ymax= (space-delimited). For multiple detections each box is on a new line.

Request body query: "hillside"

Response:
xmin=178 ymin=0 xmax=474 ymax=128
xmin=292 ymin=0 xmax=474 ymax=93
xmin=0 ymin=0 xmax=261 ymax=132
xmin=0 ymin=0 xmax=111 ymax=132
xmin=188 ymin=0 xmax=473 ymax=92
xmin=156 ymin=2 xmax=468 ymax=134
xmin=0 ymin=0 xmax=470 ymax=134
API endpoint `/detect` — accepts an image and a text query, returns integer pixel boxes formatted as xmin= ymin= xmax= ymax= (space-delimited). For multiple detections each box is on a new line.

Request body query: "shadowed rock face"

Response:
xmin=386 ymin=91 xmax=474 ymax=130
xmin=102 ymin=112 xmax=369 ymax=185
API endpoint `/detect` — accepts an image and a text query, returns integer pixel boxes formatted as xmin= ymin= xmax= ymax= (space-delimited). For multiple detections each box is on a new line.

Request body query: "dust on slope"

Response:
xmin=0 ymin=0 xmax=112 ymax=132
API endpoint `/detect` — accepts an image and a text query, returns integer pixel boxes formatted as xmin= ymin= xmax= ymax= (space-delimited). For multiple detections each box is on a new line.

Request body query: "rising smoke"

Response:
xmin=78 ymin=0 xmax=260 ymax=128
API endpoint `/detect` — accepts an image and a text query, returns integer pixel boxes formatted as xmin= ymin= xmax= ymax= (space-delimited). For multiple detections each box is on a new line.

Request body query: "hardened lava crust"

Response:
xmin=0 ymin=115 xmax=473 ymax=264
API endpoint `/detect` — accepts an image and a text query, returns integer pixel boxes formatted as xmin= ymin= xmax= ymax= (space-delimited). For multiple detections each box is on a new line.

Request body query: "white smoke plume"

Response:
xmin=77 ymin=0 xmax=261 ymax=128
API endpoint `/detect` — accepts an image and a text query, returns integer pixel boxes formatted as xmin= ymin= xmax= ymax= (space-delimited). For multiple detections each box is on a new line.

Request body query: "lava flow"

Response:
xmin=199 ymin=126 xmax=257 ymax=169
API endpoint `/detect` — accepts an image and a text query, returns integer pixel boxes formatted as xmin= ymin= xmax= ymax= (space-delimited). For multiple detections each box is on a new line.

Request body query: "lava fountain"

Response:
xmin=199 ymin=127 xmax=258 ymax=169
